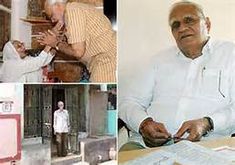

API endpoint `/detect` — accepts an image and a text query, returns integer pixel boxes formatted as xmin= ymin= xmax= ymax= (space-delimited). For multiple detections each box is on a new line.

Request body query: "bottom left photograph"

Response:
xmin=0 ymin=83 xmax=117 ymax=165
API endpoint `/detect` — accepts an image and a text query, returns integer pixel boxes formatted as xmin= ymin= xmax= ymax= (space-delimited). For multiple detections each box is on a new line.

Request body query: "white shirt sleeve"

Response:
xmin=21 ymin=51 xmax=54 ymax=74
xmin=53 ymin=111 xmax=57 ymax=133
xmin=119 ymin=60 xmax=156 ymax=133
xmin=209 ymin=61 xmax=235 ymax=134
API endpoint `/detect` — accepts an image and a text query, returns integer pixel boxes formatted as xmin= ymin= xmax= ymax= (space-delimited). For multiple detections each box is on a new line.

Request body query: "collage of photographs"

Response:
xmin=1 ymin=0 xmax=235 ymax=165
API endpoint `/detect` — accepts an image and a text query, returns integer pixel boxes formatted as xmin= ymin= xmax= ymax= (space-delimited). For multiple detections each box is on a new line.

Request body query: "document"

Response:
xmin=214 ymin=146 xmax=235 ymax=162
xmin=121 ymin=150 xmax=175 ymax=165
xmin=121 ymin=140 xmax=233 ymax=165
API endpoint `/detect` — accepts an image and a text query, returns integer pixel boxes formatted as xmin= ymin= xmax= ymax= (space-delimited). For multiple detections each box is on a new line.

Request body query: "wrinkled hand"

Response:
xmin=37 ymin=30 xmax=59 ymax=48
xmin=174 ymin=118 xmax=210 ymax=142
xmin=51 ymin=22 xmax=64 ymax=36
xmin=139 ymin=118 xmax=171 ymax=147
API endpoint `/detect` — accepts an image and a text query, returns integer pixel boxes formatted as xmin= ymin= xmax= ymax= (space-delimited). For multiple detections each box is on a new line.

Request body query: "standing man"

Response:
xmin=54 ymin=101 xmax=70 ymax=157
xmin=38 ymin=0 xmax=116 ymax=83
xmin=119 ymin=1 xmax=235 ymax=150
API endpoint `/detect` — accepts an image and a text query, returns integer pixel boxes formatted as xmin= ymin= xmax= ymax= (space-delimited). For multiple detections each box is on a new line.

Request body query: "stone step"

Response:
xmin=51 ymin=154 xmax=82 ymax=165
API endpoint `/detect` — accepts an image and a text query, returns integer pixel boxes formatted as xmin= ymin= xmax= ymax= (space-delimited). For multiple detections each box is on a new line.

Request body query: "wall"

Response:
xmin=0 ymin=84 xmax=24 ymax=137
xmin=119 ymin=0 xmax=235 ymax=78
xmin=11 ymin=0 xmax=31 ymax=48
xmin=0 ymin=84 xmax=24 ymax=164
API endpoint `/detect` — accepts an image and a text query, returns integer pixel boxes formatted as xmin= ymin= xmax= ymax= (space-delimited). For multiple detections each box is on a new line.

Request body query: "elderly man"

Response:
xmin=38 ymin=0 xmax=116 ymax=83
xmin=0 ymin=40 xmax=54 ymax=82
xmin=119 ymin=1 xmax=235 ymax=151
xmin=54 ymin=101 xmax=70 ymax=157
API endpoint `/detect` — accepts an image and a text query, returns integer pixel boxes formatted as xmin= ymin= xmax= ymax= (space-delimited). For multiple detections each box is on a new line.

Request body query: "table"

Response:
xmin=118 ymin=137 xmax=235 ymax=164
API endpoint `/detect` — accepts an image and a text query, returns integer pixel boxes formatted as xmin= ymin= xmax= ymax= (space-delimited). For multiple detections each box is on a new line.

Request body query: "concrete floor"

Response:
xmin=21 ymin=142 xmax=51 ymax=165
xmin=51 ymin=154 xmax=82 ymax=165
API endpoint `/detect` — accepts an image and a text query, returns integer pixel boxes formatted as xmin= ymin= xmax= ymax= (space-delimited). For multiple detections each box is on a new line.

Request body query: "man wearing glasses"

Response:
xmin=119 ymin=1 xmax=235 ymax=150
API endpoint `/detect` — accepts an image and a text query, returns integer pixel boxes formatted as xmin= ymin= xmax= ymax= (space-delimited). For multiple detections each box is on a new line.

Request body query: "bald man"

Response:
xmin=119 ymin=1 xmax=235 ymax=151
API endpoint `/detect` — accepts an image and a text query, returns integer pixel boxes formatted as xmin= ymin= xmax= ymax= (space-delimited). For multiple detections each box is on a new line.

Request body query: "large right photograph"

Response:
xmin=118 ymin=0 xmax=235 ymax=164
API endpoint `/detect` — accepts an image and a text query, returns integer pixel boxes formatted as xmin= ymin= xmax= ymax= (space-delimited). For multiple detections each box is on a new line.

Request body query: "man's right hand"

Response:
xmin=52 ymin=22 xmax=64 ymax=36
xmin=139 ymin=118 xmax=171 ymax=147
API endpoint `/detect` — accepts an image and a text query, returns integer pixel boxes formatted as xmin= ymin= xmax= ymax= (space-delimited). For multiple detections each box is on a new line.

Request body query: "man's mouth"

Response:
xmin=180 ymin=34 xmax=193 ymax=40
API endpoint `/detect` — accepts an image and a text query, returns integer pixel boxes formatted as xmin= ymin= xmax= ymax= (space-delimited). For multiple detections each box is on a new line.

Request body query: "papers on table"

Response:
xmin=121 ymin=140 xmax=233 ymax=165
xmin=214 ymin=146 xmax=235 ymax=162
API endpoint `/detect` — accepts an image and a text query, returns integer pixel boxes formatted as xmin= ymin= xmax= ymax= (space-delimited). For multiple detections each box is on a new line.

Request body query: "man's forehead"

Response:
xmin=12 ymin=40 xmax=21 ymax=44
xmin=169 ymin=14 xmax=198 ymax=25
xmin=169 ymin=4 xmax=200 ymax=21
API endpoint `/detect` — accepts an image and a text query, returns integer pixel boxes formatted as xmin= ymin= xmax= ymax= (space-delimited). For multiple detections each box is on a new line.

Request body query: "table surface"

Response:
xmin=118 ymin=137 xmax=235 ymax=164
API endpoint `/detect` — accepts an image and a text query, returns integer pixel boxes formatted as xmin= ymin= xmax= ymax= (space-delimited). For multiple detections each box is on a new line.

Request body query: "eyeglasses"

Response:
xmin=170 ymin=16 xmax=201 ymax=31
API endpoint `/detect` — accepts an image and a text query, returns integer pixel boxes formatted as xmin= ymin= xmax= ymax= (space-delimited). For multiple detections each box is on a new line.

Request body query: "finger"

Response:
xmin=174 ymin=123 xmax=190 ymax=138
xmin=48 ymin=30 xmax=56 ymax=37
xmin=151 ymin=131 xmax=170 ymax=139
xmin=43 ymin=31 xmax=50 ymax=36
xmin=38 ymin=32 xmax=46 ymax=36
xmin=37 ymin=33 xmax=46 ymax=39
xmin=155 ymin=123 xmax=171 ymax=137
xmin=37 ymin=40 xmax=46 ymax=45
xmin=143 ymin=136 xmax=169 ymax=147
xmin=36 ymin=39 xmax=43 ymax=43
xmin=187 ymin=131 xmax=200 ymax=142
xmin=54 ymin=22 xmax=63 ymax=30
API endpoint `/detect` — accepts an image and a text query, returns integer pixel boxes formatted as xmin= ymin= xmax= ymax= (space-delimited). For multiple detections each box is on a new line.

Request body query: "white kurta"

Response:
xmin=119 ymin=39 xmax=235 ymax=146
xmin=0 ymin=41 xmax=54 ymax=83
xmin=53 ymin=109 xmax=70 ymax=133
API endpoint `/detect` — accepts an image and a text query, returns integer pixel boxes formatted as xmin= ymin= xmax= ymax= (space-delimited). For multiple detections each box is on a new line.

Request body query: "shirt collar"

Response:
xmin=177 ymin=37 xmax=212 ymax=59
xmin=58 ymin=109 xmax=65 ymax=113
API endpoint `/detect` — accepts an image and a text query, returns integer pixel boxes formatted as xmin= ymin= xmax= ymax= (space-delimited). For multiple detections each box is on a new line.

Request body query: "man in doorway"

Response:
xmin=119 ymin=1 xmax=235 ymax=150
xmin=53 ymin=101 xmax=70 ymax=157
xmin=38 ymin=0 xmax=116 ymax=83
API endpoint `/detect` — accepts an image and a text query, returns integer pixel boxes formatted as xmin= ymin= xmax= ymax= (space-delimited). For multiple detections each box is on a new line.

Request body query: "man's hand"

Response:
xmin=51 ymin=22 xmax=64 ymax=36
xmin=174 ymin=118 xmax=211 ymax=142
xmin=37 ymin=30 xmax=59 ymax=48
xmin=139 ymin=118 xmax=171 ymax=147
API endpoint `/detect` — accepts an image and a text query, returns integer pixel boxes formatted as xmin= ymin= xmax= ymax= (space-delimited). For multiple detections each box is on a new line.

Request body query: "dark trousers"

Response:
xmin=56 ymin=133 xmax=68 ymax=157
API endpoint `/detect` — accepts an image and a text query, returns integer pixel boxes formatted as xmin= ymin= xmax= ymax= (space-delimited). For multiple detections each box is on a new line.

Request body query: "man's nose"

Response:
xmin=178 ymin=22 xmax=188 ymax=33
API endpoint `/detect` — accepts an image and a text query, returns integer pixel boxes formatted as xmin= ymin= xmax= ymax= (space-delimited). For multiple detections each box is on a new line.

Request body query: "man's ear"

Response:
xmin=205 ymin=17 xmax=211 ymax=33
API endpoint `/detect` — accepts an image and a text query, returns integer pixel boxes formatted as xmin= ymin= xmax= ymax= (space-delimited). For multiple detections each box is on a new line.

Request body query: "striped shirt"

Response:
xmin=65 ymin=2 xmax=116 ymax=83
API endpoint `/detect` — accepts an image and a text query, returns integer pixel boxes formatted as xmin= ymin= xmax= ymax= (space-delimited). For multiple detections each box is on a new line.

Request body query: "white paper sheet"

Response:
xmin=214 ymin=146 xmax=235 ymax=162
xmin=120 ymin=150 xmax=175 ymax=165
xmin=121 ymin=140 xmax=233 ymax=165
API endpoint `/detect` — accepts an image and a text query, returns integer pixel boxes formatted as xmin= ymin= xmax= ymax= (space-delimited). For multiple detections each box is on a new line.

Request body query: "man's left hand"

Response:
xmin=174 ymin=118 xmax=211 ymax=142
xmin=37 ymin=30 xmax=58 ymax=48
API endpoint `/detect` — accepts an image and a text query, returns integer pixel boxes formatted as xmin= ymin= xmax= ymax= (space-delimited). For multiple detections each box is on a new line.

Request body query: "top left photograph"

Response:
xmin=0 ymin=0 xmax=117 ymax=83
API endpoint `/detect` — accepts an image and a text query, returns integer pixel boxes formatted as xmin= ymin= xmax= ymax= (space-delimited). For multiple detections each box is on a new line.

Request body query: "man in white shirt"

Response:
xmin=119 ymin=1 xmax=235 ymax=150
xmin=54 ymin=101 xmax=70 ymax=156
